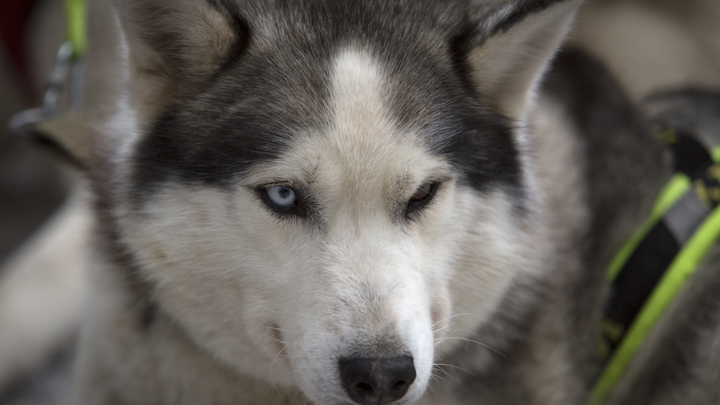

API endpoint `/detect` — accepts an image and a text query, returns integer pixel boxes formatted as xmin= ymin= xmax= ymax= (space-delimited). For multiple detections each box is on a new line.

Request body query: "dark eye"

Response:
xmin=406 ymin=182 xmax=439 ymax=217
xmin=261 ymin=185 xmax=300 ymax=214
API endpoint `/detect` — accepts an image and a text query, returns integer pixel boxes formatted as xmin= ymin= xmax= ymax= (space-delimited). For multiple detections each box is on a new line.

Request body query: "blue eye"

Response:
xmin=265 ymin=186 xmax=296 ymax=208
xmin=257 ymin=184 xmax=309 ymax=218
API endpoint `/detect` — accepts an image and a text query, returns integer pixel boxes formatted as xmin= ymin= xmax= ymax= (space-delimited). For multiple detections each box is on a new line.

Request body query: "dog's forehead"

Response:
xmin=246 ymin=48 xmax=448 ymax=190
xmin=130 ymin=0 xmax=521 ymax=200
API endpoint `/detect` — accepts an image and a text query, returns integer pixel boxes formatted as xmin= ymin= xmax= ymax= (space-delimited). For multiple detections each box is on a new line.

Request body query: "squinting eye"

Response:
xmin=411 ymin=183 xmax=434 ymax=202
xmin=264 ymin=186 xmax=297 ymax=211
xmin=406 ymin=182 xmax=440 ymax=217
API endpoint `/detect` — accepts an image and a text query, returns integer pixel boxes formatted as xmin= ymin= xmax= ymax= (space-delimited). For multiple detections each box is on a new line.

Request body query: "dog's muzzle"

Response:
xmin=339 ymin=355 xmax=416 ymax=405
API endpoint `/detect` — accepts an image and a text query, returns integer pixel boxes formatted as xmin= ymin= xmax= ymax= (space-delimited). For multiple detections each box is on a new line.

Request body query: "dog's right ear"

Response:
xmin=115 ymin=0 xmax=247 ymax=116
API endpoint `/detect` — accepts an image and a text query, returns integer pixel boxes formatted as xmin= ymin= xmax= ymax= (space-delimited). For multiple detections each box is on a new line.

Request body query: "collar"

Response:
xmin=587 ymin=127 xmax=720 ymax=405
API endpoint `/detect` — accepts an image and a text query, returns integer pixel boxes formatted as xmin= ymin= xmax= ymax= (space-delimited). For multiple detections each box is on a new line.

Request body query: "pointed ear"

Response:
xmin=461 ymin=0 xmax=582 ymax=120
xmin=115 ymin=0 xmax=247 ymax=113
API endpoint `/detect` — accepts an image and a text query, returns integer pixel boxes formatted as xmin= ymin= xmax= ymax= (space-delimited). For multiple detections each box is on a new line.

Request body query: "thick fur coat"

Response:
xmin=1 ymin=1 xmax=719 ymax=404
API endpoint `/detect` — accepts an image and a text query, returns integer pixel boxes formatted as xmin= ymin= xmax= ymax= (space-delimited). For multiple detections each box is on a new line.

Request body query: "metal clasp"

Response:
xmin=9 ymin=40 xmax=85 ymax=134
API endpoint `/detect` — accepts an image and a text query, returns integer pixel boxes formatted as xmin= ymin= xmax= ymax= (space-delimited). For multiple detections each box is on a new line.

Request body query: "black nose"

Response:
xmin=339 ymin=355 xmax=416 ymax=405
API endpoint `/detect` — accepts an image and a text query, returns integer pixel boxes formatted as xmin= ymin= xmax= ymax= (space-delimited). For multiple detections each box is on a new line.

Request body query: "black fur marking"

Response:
xmin=131 ymin=17 xmax=335 ymax=198
xmin=436 ymin=109 xmax=522 ymax=193
xmin=130 ymin=0 xmax=534 ymax=203
xmin=133 ymin=103 xmax=299 ymax=191
xmin=486 ymin=0 xmax=572 ymax=38
xmin=449 ymin=24 xmax=479 ymax=99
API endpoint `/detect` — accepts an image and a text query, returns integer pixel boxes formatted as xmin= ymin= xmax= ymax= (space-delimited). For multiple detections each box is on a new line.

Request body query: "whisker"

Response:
xmin=434 ymin=326 xmax=477 ymax=343
xmin=434 ymin=362 xmax=477 ymax=377
xmin=425 ymin=381 xmax=437 ymax=397
xmin=431 ymin=312 xmax=479 ymax=330
xmin=432 ymin=366 xmax=459 ymax=389
xmin=430 ymin=371 xmax=460 ymax=394
xmin=263 ymin=345 xmax=290 ymax=401
xmin=429 ymin=373 xmax=453 ymax=387
xmin=434 ymin=336 xmax=508 ymax=360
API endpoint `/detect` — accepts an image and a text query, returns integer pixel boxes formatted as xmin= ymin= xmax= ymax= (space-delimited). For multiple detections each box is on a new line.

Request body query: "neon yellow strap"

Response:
xmin=588 ymin=202 xmax=720 ymax=405
xmin=65 ymin=0 xmax=87 ymax=59
xmin=589 ymin=139 xmax=720 ymax=405
xmin=606 ymin=174 xmax=691 ymax=281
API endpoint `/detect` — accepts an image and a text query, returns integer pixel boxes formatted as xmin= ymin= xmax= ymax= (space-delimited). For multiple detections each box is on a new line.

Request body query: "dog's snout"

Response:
xmin=339 ymin=355 xmax=416 ymax=405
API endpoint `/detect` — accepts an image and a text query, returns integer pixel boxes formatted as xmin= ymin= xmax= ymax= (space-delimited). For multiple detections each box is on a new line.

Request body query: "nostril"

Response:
xmin=339 ymin=355 xmax=416 ymax=405
xmin=391 ymin=379 xmax=408 ymax=393
xmin=355 ymin=382 xmax=373 ymax=396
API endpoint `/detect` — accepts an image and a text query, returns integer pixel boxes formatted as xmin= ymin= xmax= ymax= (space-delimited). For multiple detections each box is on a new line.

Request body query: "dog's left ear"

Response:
xmin=462 ymin=0 xmax=582 ymax=120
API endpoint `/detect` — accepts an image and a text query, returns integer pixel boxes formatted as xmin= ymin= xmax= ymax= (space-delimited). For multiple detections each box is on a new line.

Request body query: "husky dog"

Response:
xmin=3 ymin=0 xmax=720 ymax=404
xmin=70 ymin=0 xmax=587 ymax=403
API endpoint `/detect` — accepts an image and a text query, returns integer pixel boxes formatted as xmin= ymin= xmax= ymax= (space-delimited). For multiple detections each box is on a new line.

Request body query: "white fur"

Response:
xmin=55 ymin=1 xmax=587 ymax=404
xmin=105 ymin=48 xmax=539 ymax=405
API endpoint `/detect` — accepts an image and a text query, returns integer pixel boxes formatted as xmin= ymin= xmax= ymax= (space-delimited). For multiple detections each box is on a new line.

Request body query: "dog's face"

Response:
xmin=101 ymin=1 xmax=580 ymax=404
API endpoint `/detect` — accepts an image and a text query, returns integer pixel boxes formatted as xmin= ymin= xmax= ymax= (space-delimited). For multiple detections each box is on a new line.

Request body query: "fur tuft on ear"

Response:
xmin=461 ymin=0 xmax=582 ymax=120
xmin=115 ymin=0 xmax=247 ymax=114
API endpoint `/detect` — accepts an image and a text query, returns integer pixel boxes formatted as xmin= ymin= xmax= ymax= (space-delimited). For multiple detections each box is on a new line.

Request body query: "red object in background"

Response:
xmin=0 ymin=0 xmax=43 ymax=101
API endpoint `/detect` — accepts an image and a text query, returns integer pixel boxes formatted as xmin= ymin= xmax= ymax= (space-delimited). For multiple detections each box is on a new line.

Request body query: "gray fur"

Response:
xmin=2 ymin=1 xmax=720 ymax=405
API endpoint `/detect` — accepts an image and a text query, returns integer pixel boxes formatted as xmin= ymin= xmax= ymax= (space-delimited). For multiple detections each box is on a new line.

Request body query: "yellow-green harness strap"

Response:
xmin=606 ymin=174 xmax=690 ymax=282
xmin=65 ymin=0 xmax=87 ymax=59
xmin=588 ymin=134 xmax=720 ymax=405
xmin=588 ymin=202 xmax=720 ymax=405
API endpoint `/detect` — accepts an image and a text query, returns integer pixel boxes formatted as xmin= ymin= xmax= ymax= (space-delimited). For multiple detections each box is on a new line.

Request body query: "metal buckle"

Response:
xmin=9 ymin=41 xmax=85 ymax=134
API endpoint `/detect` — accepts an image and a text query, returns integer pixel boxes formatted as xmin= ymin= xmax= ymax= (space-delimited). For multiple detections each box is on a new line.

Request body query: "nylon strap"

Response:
xmin=588 ymin=129 xmax=720 ymax=405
